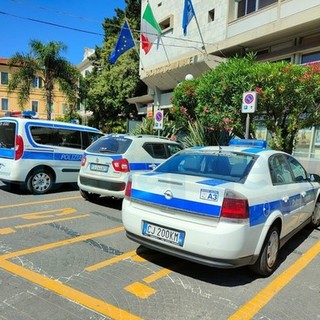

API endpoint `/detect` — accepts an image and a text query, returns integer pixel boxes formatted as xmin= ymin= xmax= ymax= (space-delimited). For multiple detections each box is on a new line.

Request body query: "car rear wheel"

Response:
xmin=80 ymin=189 xmax=100 ymax=201
xmin=27 ymin=169 xmax=54 ymax=195
xmin=310 ymin=201 xmax=320 ymax=228
xmin=250 ymin=226 xmax=280 ymax=277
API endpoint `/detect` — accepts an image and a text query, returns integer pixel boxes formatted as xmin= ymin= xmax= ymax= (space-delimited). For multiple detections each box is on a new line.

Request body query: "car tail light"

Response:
xmin=221 ymin=191 xmax=249 ymax=220
xmin=14 ymin=134 xmax=24 ymax=160
xmin=125 ymin=176 xmax=132 ymax=198
xmin=112 ymin=158 xmax=130 ymax=172
xmin=81 ymin=155 xmax=87 ymax=166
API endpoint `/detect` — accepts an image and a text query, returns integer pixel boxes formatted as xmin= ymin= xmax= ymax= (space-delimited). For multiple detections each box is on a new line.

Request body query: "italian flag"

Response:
xmin=141 ymin=2 xmax=162 ymax=54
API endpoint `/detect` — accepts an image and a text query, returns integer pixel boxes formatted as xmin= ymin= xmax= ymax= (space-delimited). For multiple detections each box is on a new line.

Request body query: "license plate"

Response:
xmin=90 ymin=163 xmax=109 ymax=172
xmin=142 ymin=221 xmax=185 ymax=246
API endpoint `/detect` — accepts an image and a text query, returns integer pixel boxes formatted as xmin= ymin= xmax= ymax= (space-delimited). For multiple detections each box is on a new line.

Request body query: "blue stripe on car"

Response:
xmin=131 ymin=189 xmax=221 ymax=217
xmin=132 ymin=188 xmax=315 ymax=227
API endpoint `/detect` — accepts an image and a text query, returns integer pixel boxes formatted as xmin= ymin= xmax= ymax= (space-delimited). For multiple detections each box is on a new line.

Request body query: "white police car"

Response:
xmin=122 ymin=139 xmax=320 ymax=276
xmin=77 ymin=134 xmax=183 ymax=201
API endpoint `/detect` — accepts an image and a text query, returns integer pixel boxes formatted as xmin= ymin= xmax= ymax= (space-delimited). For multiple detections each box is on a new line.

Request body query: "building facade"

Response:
xmin=131 ymin=0 xmax=320 ymax=170
xmin=0 ymin=58 xmax=70 ymax=119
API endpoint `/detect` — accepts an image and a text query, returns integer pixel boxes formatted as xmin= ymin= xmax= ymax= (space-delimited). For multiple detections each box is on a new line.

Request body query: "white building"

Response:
xmin=77 ymin=48 xmax=95 ymax=124
xmin=130 ymin=0 xmax=320 ymax=170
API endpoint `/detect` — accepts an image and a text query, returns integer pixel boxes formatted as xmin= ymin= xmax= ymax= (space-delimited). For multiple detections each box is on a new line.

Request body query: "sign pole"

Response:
xmin=245 ymin=114 xmax=250 ymax=139
xmin=241 ymin=91 xmax=257 ymax=139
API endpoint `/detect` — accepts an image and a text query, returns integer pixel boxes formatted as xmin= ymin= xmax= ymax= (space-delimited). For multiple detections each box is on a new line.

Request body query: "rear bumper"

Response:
xmin=126 ymin=231 xmax=255 ymax=268
xmin=78 ymin=175 xmax=126 ymax=198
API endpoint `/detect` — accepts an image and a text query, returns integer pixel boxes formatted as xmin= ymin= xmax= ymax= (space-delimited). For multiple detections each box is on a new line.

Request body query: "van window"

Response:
xmin=30 ymin=126 xmax=101 ymax=150
xmin=0 ymin=121 xmax=15 ymax=149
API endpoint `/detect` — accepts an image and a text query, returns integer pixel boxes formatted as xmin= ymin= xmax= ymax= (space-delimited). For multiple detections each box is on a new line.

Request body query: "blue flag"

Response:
xmin=182 ymin=0 xmax=195 ymax=36
xmin=109 ymin=21 xmax=135 ymax=64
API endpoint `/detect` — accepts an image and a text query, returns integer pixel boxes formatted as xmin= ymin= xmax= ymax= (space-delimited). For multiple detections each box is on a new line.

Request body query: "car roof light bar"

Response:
xmin=229 ymin=139 xmax=267 ymax=149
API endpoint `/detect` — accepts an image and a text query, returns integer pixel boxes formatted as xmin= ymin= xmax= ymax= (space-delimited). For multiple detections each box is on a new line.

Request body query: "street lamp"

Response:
xmin=185 ymin=74 xmax=194 ymax=81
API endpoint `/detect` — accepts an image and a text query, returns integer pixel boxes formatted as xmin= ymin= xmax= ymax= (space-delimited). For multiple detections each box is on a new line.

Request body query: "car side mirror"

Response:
xmin=310 ymin=173 xmax=320 ymax=183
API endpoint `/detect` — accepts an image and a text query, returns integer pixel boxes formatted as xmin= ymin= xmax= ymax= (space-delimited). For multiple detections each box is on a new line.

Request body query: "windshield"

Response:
xmin=86 ymin=136 xmax=132 ymax=154
xmin=155 ymin=151 xmax=256 ymax=182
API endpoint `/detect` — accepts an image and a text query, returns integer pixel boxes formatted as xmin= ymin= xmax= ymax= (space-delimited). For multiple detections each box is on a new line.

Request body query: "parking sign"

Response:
xmin=242 ymin=91 xmax=257 ymax=113
xmin=154 ymin=110 xmax=164 ymax=129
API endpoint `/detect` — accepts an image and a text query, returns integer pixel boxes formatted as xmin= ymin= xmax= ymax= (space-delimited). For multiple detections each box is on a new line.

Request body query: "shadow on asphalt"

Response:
xmin=135 ymin=225 xmax=317 ymax=286
xmin=0 ymin=182 xmax=79 ymax=195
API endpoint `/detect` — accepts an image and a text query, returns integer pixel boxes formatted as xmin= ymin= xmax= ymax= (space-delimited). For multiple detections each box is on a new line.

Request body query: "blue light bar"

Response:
xmin=229 ymin=139 xmax=267 ymax=148
xmin=22 ymin=110 xmax=37 ymax=117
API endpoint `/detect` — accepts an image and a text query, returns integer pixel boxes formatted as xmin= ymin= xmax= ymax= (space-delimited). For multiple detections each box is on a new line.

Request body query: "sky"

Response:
xmin=0 ymin=0 xmax=126 ymax=65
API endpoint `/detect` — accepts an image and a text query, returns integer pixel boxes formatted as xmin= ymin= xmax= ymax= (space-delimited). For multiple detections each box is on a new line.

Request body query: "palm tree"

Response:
xmin=8 ymin=39 xmax=80 ymax=120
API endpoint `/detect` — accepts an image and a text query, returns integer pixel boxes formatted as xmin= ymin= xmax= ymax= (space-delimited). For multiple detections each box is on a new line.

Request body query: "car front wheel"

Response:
xmin=79 ymin=189 xmax=100 ymax=202
xmin=310 ymin=201 xmax=320 ymax=228
xmin=250 ymin=226 xmax=280 ymax=277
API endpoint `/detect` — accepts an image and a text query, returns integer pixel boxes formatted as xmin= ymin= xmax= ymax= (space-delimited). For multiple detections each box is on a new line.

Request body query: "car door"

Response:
xmin=285 ymin=155 xmax=316 ymax=225
xmin=269 ymin=154 xmax=300 ymax=236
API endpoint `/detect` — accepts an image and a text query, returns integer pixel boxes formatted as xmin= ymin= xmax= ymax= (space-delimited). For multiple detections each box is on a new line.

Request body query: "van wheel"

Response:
xmin=250 ymin=226 xmax=280 ymax=277
xmin=80 ymin=189 xmax=100 ymax=201
xmin=27 ymin=169 xmax=54 ymax=195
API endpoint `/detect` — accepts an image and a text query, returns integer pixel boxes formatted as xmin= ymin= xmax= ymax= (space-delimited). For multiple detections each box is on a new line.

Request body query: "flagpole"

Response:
xmin=159 ymin=37 xmax=171 ymax=66
xmin=193 ymin=12 xmax=208 ymax=56
xmin=125 ymin=18 xmax=145 ymax=70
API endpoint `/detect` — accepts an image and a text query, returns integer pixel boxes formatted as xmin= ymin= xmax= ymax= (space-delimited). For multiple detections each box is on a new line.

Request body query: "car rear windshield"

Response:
xmin=86 ymin=136 xmax=132 ymax=154
xmin=0 ymin=121 xmax=15 ymax=149
xmin=155 ymin=151 xmax=256 ymax=182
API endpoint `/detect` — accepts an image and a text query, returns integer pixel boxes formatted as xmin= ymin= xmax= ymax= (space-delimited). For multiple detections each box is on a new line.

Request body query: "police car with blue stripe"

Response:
xmin=77 ymin=134 xmax=183 ymax=201
xmin=122 ymin=139 xmax=320 ymax=276
xmin=0 ymin=116 xmax=103 ymax=194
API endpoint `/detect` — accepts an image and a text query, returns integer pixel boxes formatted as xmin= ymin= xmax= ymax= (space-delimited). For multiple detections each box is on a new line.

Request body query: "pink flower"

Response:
xmin=255 ymin=87 xmax=263 ymax=95
xmin=181 ymin=106 xmax=187 ymax=114
xmin=170 ymin=134 xmax=177 ymax=141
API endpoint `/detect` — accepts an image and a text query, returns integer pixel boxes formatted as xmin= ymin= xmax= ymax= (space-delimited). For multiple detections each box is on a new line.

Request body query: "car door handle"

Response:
xmin=300 ymin=191 xmax=307 ymax=197
xmin=282 ymin=196 xmax=289 ymax=203
xmin=149 ymin=163 xmax=157 ymax=170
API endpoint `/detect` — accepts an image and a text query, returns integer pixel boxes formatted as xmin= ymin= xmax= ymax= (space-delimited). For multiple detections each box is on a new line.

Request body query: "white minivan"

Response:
xmin=0 ymin=117 xmax=103 ymax=194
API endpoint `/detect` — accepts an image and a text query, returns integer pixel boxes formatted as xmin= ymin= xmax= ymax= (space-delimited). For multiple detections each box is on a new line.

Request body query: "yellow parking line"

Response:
xmin=0 ymin=196 xmax=81 ymax=209
xmin=125 ymin=282 xmax=157 ymax=299
xmin=0 ymin=208 xmax=77 ymax=221
xmin=86 ymin=250 xmax=137 ymax=271
xmin=0 ymin=215 xmax=89 ymax=235
xmin=143 ymin=268 xmax=172 ymax=284
xmin=0 ymin=259 xmax=142 ymax=320
xmin=0 ymin=228 xmax=15 ymax=235
xmin=14 ymin=214 xmax=90 ymax=229
xmin=229 ymin=240 xmax=320 ymax=320
xmin=0 ymin=226 xmax=124 ymax=261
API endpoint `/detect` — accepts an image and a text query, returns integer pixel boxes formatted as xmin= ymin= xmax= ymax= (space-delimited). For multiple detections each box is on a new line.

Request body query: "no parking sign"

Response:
xmin=242 ymin=91 xmax=257 ymax=113
xmin=154 ymin=110 xmax=164 ymax=130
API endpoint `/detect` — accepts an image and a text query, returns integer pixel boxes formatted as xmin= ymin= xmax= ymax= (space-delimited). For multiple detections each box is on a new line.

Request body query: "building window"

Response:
xmin=159 ymin=15 xmax=173 ymax=33
xmin=237 ymin=0 xmax=277 ymax=18
xmin=1 ymin=72 xmax=8 ymax=85
xmin=1 ymin=98 xmax=9 ymax=110
xmin=33 ymin=77 xmax=43 ymax=88
xmin=31 ymin=101 xmax=39 ymax=112
xmin=208 ymin=9 xmax=215 ymax=22
xmin=301 ymin=51 xmax=320 ymax=64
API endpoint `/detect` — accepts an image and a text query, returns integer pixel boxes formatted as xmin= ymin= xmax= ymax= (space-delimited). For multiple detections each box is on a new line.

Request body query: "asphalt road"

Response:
xmin=0 ymin=182 xmax=319 ymax=320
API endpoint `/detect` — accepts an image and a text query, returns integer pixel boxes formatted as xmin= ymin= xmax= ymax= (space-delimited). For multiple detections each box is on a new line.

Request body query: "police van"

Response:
xmin=0 ymin=117 xmax=103 ymax=194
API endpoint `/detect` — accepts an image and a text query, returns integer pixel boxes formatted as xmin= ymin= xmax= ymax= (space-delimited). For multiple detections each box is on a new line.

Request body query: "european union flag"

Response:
xmin=182 ymin=0 xmax=195 ymax=36
xmin=109 ymin=21 xmax=135 ymax=64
